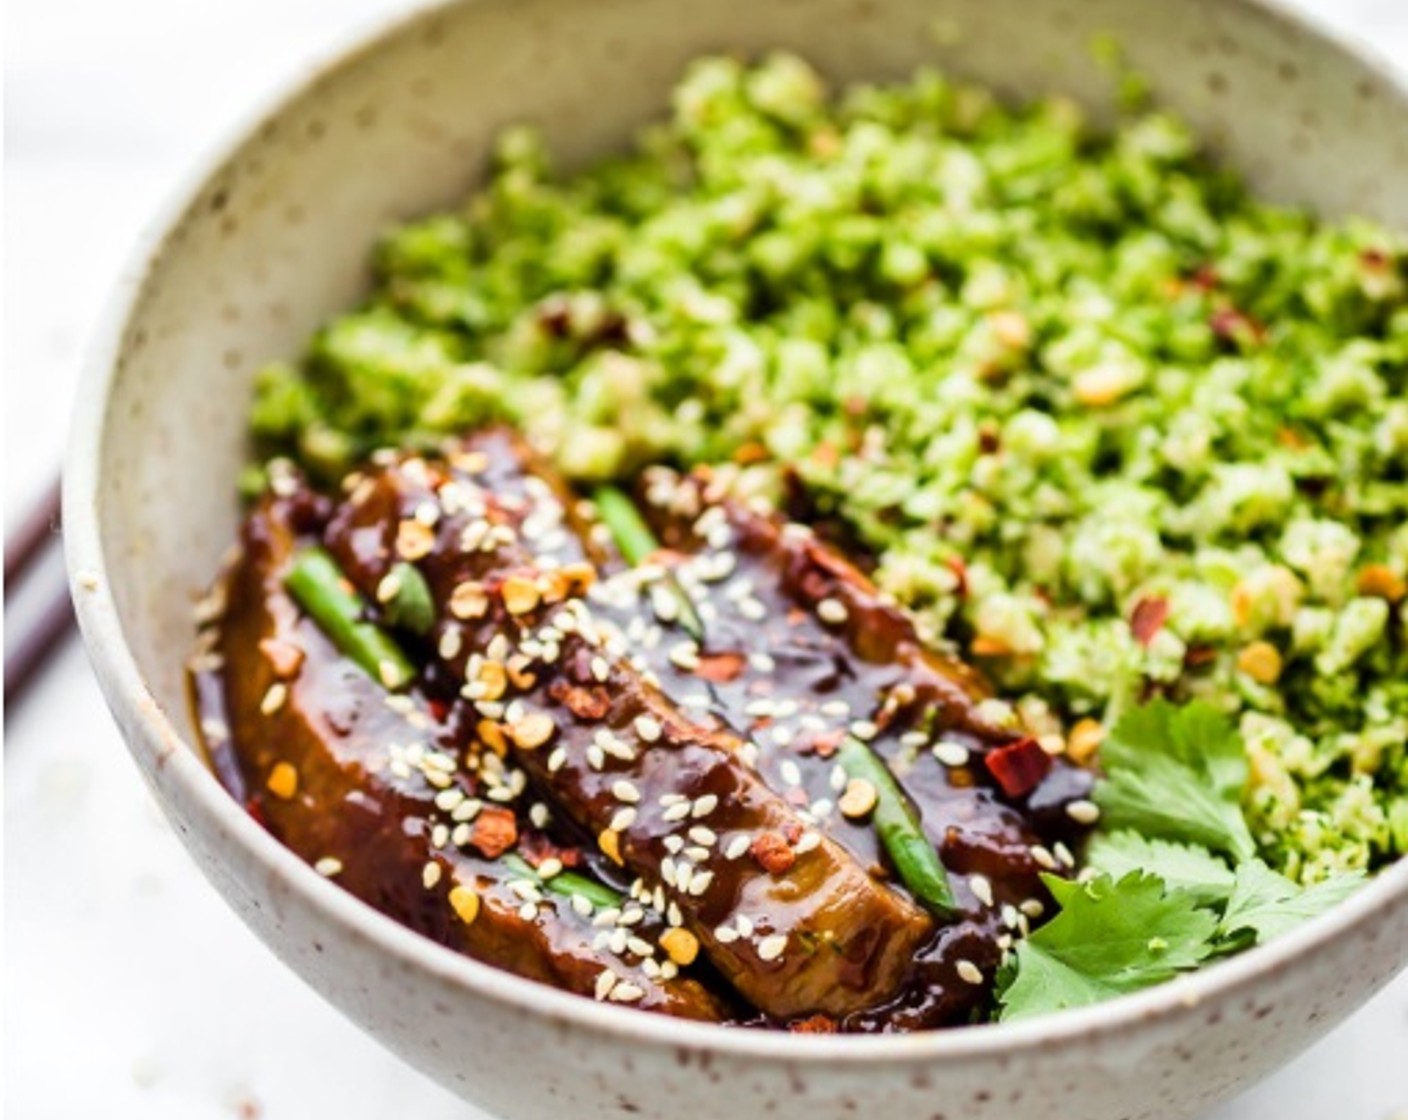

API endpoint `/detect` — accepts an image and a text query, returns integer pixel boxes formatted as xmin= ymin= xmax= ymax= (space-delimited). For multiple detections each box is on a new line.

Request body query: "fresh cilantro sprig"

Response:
xmin=1094 ymin=699 xmax=1257 ymax=861
xmin=996 ymin=700 xmax=1365 ymax=1021
xmin=997 ymin=871 xmax=1217 ymax=1021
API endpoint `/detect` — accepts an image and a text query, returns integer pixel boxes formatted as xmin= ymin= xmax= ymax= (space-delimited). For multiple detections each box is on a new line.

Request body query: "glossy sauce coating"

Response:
xmin=193 ymin=428 xmax=1097 ymax=1032
xmin=319 ymin=434 xmax=933 ymax=1019
xmin=197 ymin=480 xmax=727 ymax=1020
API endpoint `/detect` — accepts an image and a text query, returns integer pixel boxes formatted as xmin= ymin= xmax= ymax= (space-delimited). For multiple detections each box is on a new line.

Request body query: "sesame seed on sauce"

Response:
xmin=757 ymin=934 xmax=788 ymax=962
xmin=1066 ymin=799 xmax=1101 ymax=825
xmin=933 ymin=741 xmax=971 ymax=768
xmin=260 ymin=682 xmax=288 ymax=716
xmin=1030 ymin=844 xmax=1058 ymax=871
xmin=610 ymin=807 xmax=638 ymax=832
xmin=816 ymin=597 xmax=848 ymax=625
xmin=691 ymin=794 xmax=719 ymax=818
xmin=612 ymin=779 xmax=642 ymax=804
xmin=314 ymin=857 xmax=343 ymax=877
xmin=969 ymin=874 xmax=995 ymax=908
xmin=422 ymin=861 xmax=443 ymax=890
xmin=956 ymin=959 xmax=984 ymax=985
xmin=724 ymin=834 xmax=751 ymax=860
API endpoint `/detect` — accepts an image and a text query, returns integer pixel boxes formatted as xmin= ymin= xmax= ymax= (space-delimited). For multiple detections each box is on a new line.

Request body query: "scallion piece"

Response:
xmin=838 ymin=736 xmax=957 ymax=915
xmin=382 ymin=560 xmax=436 ymax=636
xmin=503 ymin=853 xmax=622 ymax=911
xmin=285 ymin=547 xmax=416 ymax=691
xmin=593 ymin=485 xmax=704 ymax=641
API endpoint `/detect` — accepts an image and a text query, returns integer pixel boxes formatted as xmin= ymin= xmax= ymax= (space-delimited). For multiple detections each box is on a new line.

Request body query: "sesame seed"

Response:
xmin=422 ymin=862 xmax=442 ymax=890
xmin=674 ymin=864 xmax=694 ymax=894
xmin=547 ymin=746 xmax=568 ymax=773
xmin=663 ymin=835 xmax=684 ymax=854
xmin=609 ymin=982 xmax=645 ymax=1004
xmin=933 ymin=741 xmax=971 ymax=768
xmin=689 ymin=871 xmax=715 ymax=896
xmin=969 ymin=874 xmax=995 ymax=908
xmin=714 ymin=924 xmax=740 ymax=944
xmin=1019 ymin=899 xmax=1046 ymax=919
xmin=451 ymin=798 xmax=482 ymax=822
xmin=779 ymin=760 xmax=803 ymax=787
xmin=667 ymin=901 xmax=683 ymax=927
xmin=735 ymin=914 xmax=754 ymax=938
xmin=593 ymin=908 xmax=621 ymax=928
xmin=839 ymin=778 xmax=879 ymax=820
xmin=956 ymin=959 xmax=984 ymax=985
xmin=662 ymin=801 xmax=691 ymax=823
xmin=376 ymin=571 xmax=403 ymax=603
xmin=738 ymin=597 xmax=767 ymax=621
xmin=430 ymin=823 xmax=450 ymax=848
xmin=692 ymin=794 xmax=719 ymax=818
xmin=610 ymin=807 xmax=638 ymax=832
xmin=612 ymin=779 xmax=642 ymax=804
xmin=724 ymin=834 xmax=751 ymax=860
xmin=634 ymin=715 xmax=663 ymax=742
xmin=594 ymin=970 xmax=618 ymax=1001
xmin=1054 ymin=841 xmax=1076 ymax=869
xmin=794 ymin=831 xmax=822 ymax=855
xmin=434 ymin=788 xmax=465 ymax=812
xmin=608 ymin=928 xmax=629 ymax=955
xmin=260 ymin=683 xmax=288 ymax=716
xmin=817 ymin=598 xmax=848 ymax=625
xmin=571 ymin=894 xmax=594 ymax=918
xmin=757 ymin=934 xmax=788 ymax=962
xmin=1031 ymin=844 xmax=1058 ymax=870
xmin=314 ymin=857 xmax=343 ymax=877
xmin=626 ymin=936 xmax=656 ymax=958
xmin=538 ymin=858 xmax=563 ymax=879
xmin=1066 ymin=799 xmax=1101 ymax=825
xmin=688 ymin=825 xmax=717 ymax=847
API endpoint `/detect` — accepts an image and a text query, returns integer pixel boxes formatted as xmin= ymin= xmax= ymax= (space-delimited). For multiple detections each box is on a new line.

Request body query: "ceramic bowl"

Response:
xmin=65 ymin=1 xmax=1408 ymax=1117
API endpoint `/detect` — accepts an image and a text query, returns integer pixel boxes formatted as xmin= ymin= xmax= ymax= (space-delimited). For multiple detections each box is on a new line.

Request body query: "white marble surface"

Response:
xmin=5 ymin=1 xmax=1408 ymax=1117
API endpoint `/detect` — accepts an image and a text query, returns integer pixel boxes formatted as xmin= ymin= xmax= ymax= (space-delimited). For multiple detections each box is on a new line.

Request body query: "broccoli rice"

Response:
xmin=247 ymin=52 xmax=1408 ymax=884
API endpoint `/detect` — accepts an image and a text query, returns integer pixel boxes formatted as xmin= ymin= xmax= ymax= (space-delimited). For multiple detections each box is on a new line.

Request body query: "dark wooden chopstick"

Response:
xmin=5 ymin=477 xmax=74 ymax=706
xmin=5 ymin=477 xmax=62 ymax=585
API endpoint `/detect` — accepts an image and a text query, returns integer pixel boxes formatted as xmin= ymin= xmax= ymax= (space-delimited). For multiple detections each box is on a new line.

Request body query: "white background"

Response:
xmin=5 ymin=1 xmax=1408 ymax=1117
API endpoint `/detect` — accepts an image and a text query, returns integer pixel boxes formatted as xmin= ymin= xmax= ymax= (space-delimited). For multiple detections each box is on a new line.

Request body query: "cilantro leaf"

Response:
xmin=996 ymin=871 xmax=1218 ymax=1021
xmin=1094 ymin=699 xmax=1257 ymax=861
xmin=1086 ymin=830 xmax=1236 ymax=907
xmin=1217 ymin=860 xmax=1366 ymax=946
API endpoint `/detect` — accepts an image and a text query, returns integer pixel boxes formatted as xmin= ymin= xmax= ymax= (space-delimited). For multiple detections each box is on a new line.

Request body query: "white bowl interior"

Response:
xmin=70 ymin=2 xmax=1408 ymax=1118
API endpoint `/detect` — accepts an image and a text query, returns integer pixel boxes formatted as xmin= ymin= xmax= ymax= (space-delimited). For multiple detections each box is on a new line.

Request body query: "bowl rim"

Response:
xmin=65 ymin=0 xmax=1408 ymax=1065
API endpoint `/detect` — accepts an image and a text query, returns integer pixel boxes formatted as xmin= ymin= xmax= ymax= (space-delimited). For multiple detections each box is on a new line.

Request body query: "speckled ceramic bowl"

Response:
xmin=65 ymin=1 xmax=1408 ymax=1117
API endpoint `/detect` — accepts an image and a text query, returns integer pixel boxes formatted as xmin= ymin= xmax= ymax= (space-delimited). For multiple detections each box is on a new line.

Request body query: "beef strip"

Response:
xmin=320 ymin=431 xmax=934 ymax=1020
xmin=578 ymin=466 xmax=1097 ymax=1030
xmin=195 ymin=479 xmax=727 ymax=1021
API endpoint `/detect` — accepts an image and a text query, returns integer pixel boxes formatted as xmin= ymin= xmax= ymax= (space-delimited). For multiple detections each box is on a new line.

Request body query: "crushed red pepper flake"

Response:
xmin=984 ymin=737 xmax=1052 ymax=799
xmin=548 ymin=679 xmax=612 ymax=720
xmin=944 ymin=555 xmax=969 ymax=598
xmin=1129 ymin=595 xmax=1170 ymax=647
xmin=788 ymin=1013 xmax=838 ymax=1034
xmin=695 ymin=652 xmax=747 ymax=683
xmin=518 ymin=830 xmax=583 ymax=869
xmin=750 ymin=831 xmax=797 ymax=875
xmin=469 ymin=806 xmax=519 ymax=859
